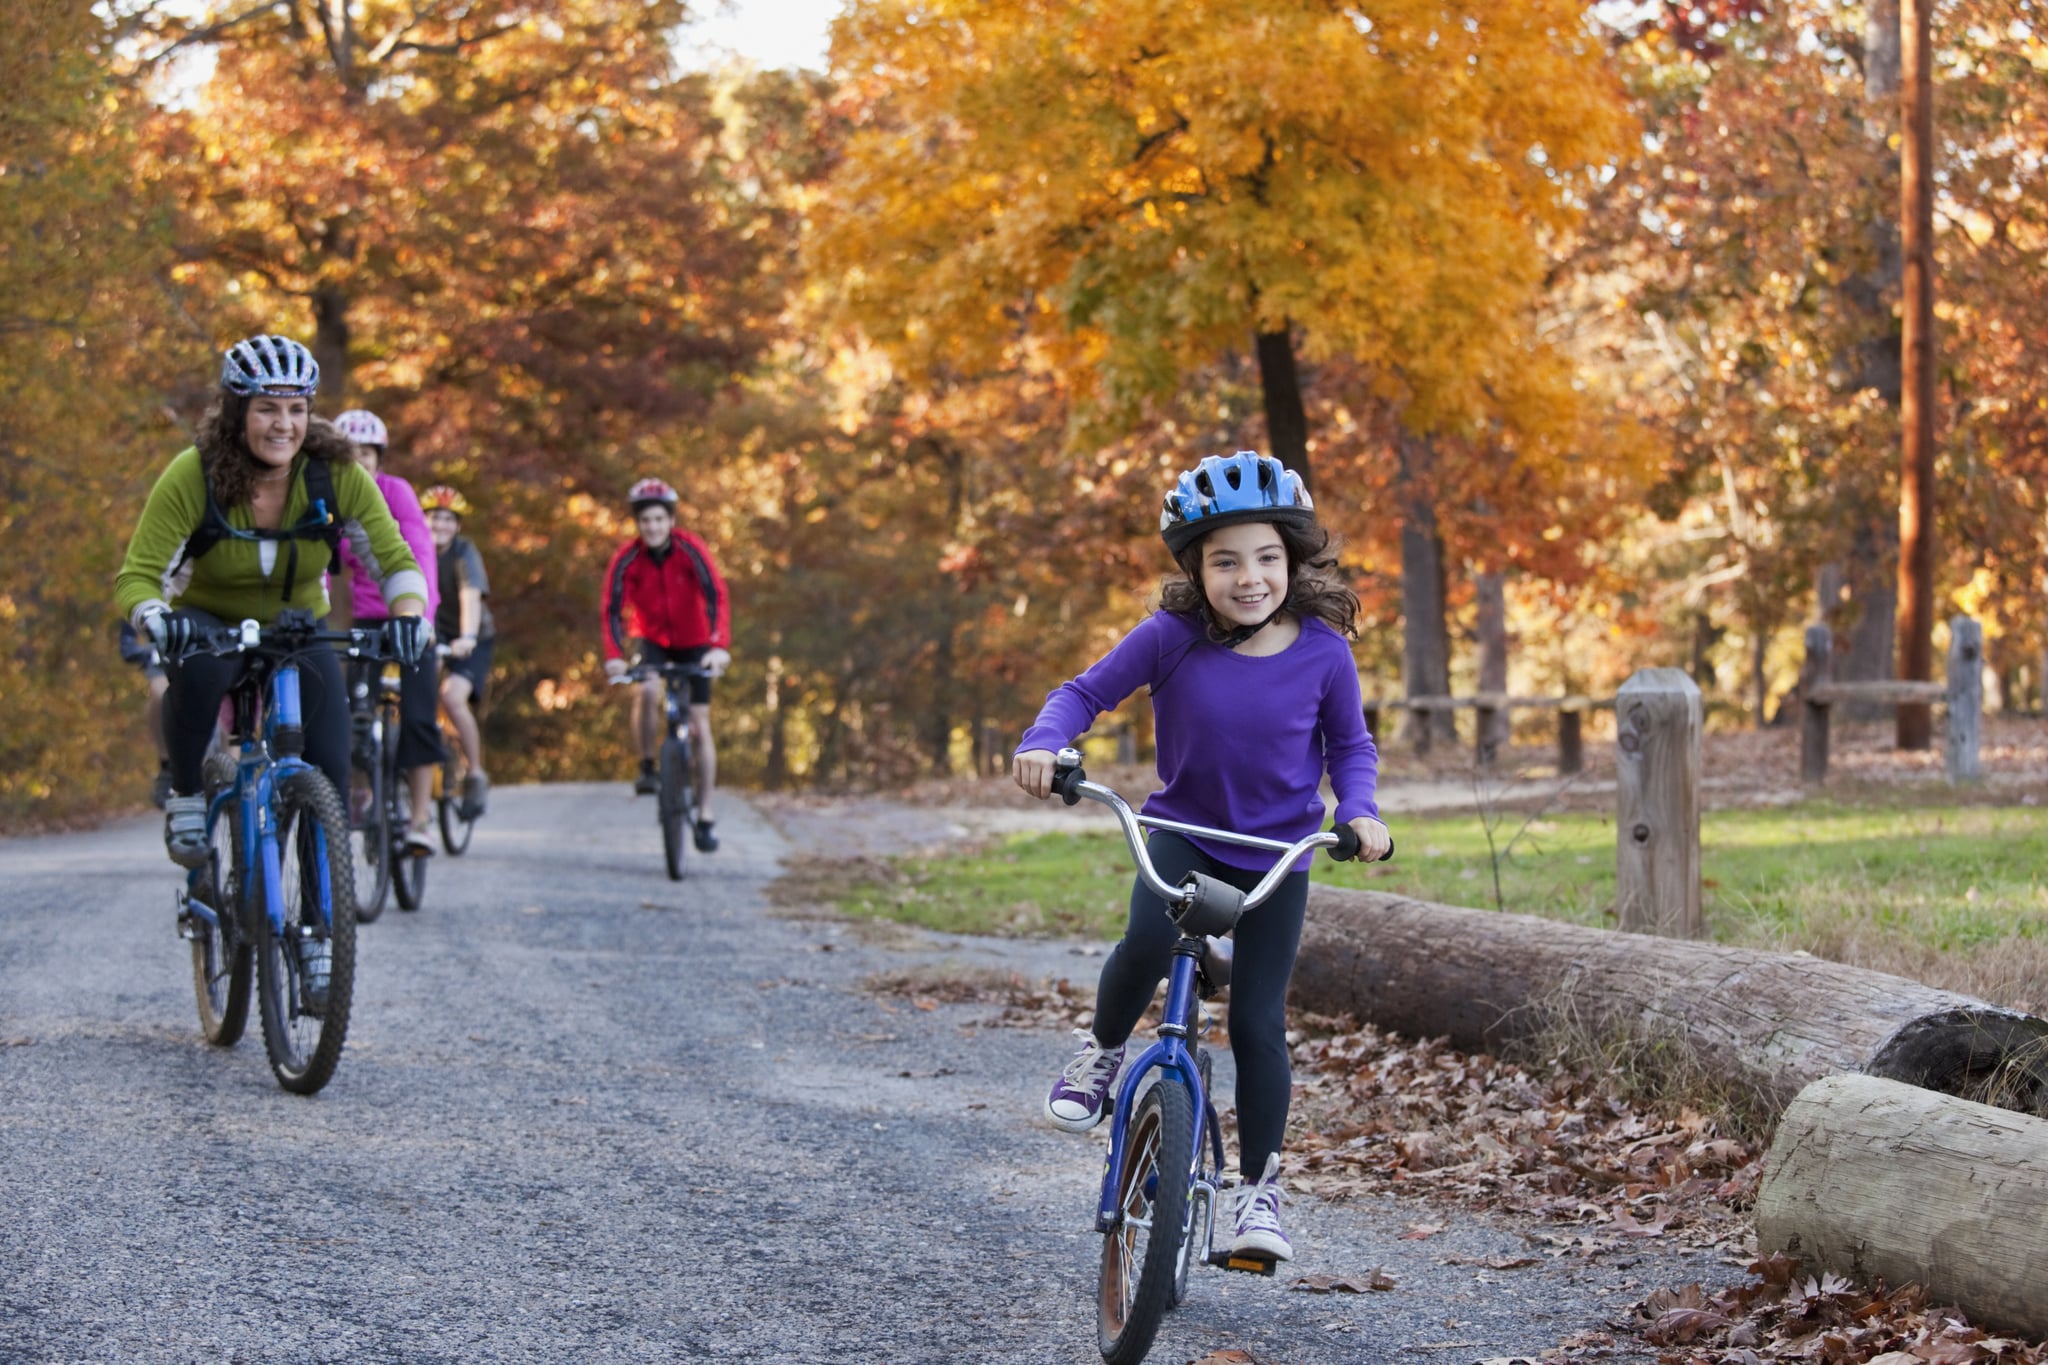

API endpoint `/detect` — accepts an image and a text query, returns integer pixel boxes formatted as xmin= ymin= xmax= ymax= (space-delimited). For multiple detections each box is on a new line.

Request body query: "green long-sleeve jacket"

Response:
xmin=116 ymin=447 xmax=428 ymax=628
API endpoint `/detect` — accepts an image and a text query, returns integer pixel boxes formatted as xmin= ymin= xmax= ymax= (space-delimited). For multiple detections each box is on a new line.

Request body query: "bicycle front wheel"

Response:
xmin=190 ymin=796 xmax=252 ymax=1046
xmin=391 ymin=736 xmax=426 ymax=912
xmin=255 ymin=770 xmax=358 ymax=1095
xmin=1169 ymin=1048 xmax=1219 ymax=1309
xmin=437 ymin=754 xmax=475 ymax=855
xmin=658 ymin=735 xmax=691 ymax=881
xmin=350 ymin=725 xmax=390 ymax=923
xmin=1098 ymin=1078 xmax=1193 ymax=1365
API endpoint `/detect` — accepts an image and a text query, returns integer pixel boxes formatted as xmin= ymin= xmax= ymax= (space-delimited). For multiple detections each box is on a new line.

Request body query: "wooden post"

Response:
xmin=1557 ymin=708 xmax=1583 ymax=776
xmin=1947 ymin=614 xmax=1983 ymax=782
xmin=1363 ymin=702 xmax=1382 ymax=741
xmin=1758 ymin=1075 xmax=2048 ymax=1341
xmin=1615 ymin=669 xmax=1702 ymax=938
xmin=1800 ymin=623 xmax=1833 ymax=784
xmin=1116 ymin=722 xmax=1137 ymax=766
xmin=1475 ymin=697 xmax=1502 ymax=769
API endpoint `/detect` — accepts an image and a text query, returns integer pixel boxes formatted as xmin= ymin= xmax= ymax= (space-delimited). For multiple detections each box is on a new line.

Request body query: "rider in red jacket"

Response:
xmin=601 ymin=478 xmax=732 ymax=849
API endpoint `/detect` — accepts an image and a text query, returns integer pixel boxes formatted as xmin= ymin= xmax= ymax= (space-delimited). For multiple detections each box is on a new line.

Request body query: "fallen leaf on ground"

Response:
xmin=1400 ymin=1221 xmax=1447 ymax=1239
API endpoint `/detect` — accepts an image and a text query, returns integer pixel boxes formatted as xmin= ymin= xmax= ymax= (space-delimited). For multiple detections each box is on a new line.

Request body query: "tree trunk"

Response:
xmin=1397 ymin=432 xmax=1455 ymax=749
xmin=1288 ymin=884 xmax=2048 ymax=1118
xmin=1896 ymin=0 xmax=1937 ymax=750
xmin=312 ymin=284 xmax=351 ymax=401
xmin=1475 ymin=568 xmax=1509 ymax=764
xmin=763 ymin=650 xmax=788 ymax=791
xmin=1838 ymin=521 xmax=1900 ymax=720
xmin=1254 ymin=328 xmax=1313 ymax=497
xmin=922 ymin=438 xmax=967 ymax=773
xmin=1758 ymin=1074 xmax=2048 ymax=1340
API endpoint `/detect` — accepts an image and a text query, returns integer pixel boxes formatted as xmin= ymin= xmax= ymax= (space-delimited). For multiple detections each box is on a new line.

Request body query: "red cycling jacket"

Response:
xmin=601 ymin=529 xmax=731 ymax=660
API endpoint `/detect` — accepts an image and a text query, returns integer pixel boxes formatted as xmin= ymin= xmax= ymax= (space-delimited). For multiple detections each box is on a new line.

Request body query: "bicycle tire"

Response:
xmin=437 ymin=754 xmax=475 ymax=855
xmin=658 ymin=735 xmax=690 ymax=881
xmin=255 ymin=770 xmax=358 ymax=1095
xmin=350 ymin=719 xmax=390 ymax=923
xmin=1098 ymin=1078 xmax=1193 ymax=1365
xmin=190 ymin=796 xmax=252 ymax=1046
xmin=389 ymin=724 xmax=426 ymax=911
xmin=1169 ymin=1049 xmax=1218 ymax=1308
xmin=393 ymin=836 xmax=427 ymax=911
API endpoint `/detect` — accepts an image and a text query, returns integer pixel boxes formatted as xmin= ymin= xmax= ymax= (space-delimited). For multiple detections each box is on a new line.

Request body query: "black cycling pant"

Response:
xmin=630 ymin=639 xmax=713 ymax=706
xmin=353 ymin=619 xmax=447 ymax=771
xmin=163 ymin=608 xmax=349 ymax=800
xmin=1090 ymin=830 xmax=1308 ymax=1179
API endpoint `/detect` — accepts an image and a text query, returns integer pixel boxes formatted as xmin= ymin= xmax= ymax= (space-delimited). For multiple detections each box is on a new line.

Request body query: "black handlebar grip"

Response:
xmin=1049 ymin=747 xmax=1086 ymax=806
xmin=1327 ymin=825 xmax=1396 ymax=863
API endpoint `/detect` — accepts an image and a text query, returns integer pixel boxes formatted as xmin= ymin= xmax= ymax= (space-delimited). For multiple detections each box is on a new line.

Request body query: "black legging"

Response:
xmin=163 ymin=608 xmax=350 ymax=800
xmin=1091 ymin=830 xmax=1309 ymax=1179
xmin=350 ymin=620 xmax=446 ymax=771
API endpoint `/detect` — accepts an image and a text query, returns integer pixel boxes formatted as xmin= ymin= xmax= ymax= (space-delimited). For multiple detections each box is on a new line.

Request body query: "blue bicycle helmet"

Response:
xmin=1159 ymin=451 xmax=1315 ymax=556
xmin=220 ymin=334 xmax=321 ymax=397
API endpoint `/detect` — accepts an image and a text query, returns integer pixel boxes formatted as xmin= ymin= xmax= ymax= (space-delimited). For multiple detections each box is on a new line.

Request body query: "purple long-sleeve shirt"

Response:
xmin=1018 ymin=611 xmax=1379 ymax=871
xmin=338 ymin=471 xmax=439 ymax=623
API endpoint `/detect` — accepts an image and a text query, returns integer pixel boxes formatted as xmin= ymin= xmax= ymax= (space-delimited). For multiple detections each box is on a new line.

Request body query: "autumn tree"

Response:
xmin=1 ymin=0 xmax=208 ymax=827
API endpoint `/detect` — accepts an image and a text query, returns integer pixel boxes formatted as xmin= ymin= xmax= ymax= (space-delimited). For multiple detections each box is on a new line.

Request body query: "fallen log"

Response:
xmin=1757 ymin=1074 xmax=2048 ymax=1339
xmin=1290 ymin=885 xmax=2048 ymax=1117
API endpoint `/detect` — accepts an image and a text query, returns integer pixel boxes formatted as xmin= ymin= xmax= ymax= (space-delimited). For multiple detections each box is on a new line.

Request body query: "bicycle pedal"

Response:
xmin=1212 ymin=1251 xmax=1279 ymax=1276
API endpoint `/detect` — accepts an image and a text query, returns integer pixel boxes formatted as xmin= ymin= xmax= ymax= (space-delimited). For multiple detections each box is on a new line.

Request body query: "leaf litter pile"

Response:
xmin=865 ymin=968 xmax=2048 ymax=1363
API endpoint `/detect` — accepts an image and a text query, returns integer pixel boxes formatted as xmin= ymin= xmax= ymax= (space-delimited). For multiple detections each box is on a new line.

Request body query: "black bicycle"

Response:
xmin=612 ymin=661 xmax=711 ymax=880
xmin=344 ymin=632 xmax=428 ymax=918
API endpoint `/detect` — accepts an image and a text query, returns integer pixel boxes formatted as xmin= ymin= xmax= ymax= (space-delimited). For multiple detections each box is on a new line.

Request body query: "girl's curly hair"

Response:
xmin=1159 ymin=518 xmax=1359 ymax=642
xmin=195 ymin=393 xmax=354 ymax=508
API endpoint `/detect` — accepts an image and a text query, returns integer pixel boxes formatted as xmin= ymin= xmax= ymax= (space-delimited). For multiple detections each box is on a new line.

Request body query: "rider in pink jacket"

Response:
xmin=333 ymin=410 xmax=445 ymax=854
xmin=340 ymin=469 xmax=439 ymax=625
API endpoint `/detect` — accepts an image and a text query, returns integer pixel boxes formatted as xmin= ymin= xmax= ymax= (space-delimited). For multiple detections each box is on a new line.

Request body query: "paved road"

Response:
xmin=1 ymin=785 xmax=1715 ymax=1363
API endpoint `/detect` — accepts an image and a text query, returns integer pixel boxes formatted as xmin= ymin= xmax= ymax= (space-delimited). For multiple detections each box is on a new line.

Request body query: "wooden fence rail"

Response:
xmin=1362 ymin=693 xmax=1606 ymax=773
xmin=1800 ymin=614 xmax=1983 ymax=783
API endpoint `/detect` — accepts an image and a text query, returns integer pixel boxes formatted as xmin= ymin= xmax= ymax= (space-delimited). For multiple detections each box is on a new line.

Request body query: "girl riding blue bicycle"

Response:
xmin=1015 ymin=450 xmax=1391 ymax=1265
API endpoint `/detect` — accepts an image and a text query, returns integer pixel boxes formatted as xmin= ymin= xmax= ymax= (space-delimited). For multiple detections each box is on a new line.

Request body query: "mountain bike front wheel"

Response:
xmin=190 ymin=797 xmax=252 ymax=1046
xmin=437 ymin=752 xmax=475 ymax=855
xmin=1098 ymin=1078 xmax=1193 ymax=1365
xmin=255 ymin=771 xmax=358 ymax=1095
xmin=350 ymin=725 xmax=390 ymax=923
xmin=391 ymin=745 xmax=427 ymax=912
xmin=658 ymin=735 xmax=693 ymax=881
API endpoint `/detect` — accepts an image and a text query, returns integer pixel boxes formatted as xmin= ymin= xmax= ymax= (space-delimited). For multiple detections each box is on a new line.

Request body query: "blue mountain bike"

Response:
xmin=174 ymin=610 xmax=360 ymax=1095
xmin=1048 ymin=748 xmax=1388 ymax=1365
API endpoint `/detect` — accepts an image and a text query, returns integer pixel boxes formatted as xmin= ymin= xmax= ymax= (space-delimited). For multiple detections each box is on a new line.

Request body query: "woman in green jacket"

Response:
xmin=116 ymin=335 xmax=431 ymax=867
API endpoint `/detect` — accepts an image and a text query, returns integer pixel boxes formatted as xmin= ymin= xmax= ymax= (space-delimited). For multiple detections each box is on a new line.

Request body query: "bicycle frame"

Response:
xmin=180 ymin=622 xmax=334 ymax=947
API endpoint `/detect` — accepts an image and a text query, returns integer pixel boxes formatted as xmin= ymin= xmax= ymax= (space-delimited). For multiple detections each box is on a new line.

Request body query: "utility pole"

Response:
xmin=1895 ymin=0 xmax=1937 ymax=750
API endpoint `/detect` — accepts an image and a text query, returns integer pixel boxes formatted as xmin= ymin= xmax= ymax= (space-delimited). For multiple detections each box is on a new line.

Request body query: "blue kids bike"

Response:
xmin=1048 ymin=748 xmax=1388 ymax=1365
xmin=175 ymin=610 xmax=360 ymax=1095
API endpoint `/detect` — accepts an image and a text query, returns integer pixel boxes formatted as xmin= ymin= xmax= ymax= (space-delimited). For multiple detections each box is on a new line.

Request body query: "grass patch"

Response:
xmin=831 ymin=802 xmax=2048 ymax=1005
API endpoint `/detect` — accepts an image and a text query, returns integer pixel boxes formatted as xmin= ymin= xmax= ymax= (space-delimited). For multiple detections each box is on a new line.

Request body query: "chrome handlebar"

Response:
xmin=1051 ymin=747 xmax=1341 ymax=923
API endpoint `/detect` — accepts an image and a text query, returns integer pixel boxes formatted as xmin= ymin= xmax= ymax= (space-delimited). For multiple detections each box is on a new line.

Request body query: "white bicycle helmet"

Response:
xmin=220 ymin=335 xmax=320 ymax=397
xmin=333 ymin=409 xmax=389 ymax=446
xmin=629 ymin=477 xmax=679 ymax=512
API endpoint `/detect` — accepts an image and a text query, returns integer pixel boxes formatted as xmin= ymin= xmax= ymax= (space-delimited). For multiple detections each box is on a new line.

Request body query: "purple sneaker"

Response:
xmin=1226 ymin=1153 xmax=1292 ymax=1261
xmin=1044 ymin=1029 xmax=1125 ymax=1132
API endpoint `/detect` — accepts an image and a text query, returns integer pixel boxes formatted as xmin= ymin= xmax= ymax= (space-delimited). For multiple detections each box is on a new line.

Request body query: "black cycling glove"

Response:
xmin=385 ymin=615 xmax=431 ymax=667
xmin=142 ymin=608 xmax=197 ymax=660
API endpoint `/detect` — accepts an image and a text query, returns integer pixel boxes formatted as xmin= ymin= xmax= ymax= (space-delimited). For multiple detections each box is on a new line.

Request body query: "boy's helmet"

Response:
xmin=420 ymin=485 xmax=471 ymax=519
xmin=629 ymin=477 xmax=678 ymax=512
xmin=333 ymin=409 xmax=389 ymax=447
xmin=220 ymin=335 xmax=320 ymax=397
xmin=1159 ymin=452 xmax=1315 ymax=556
